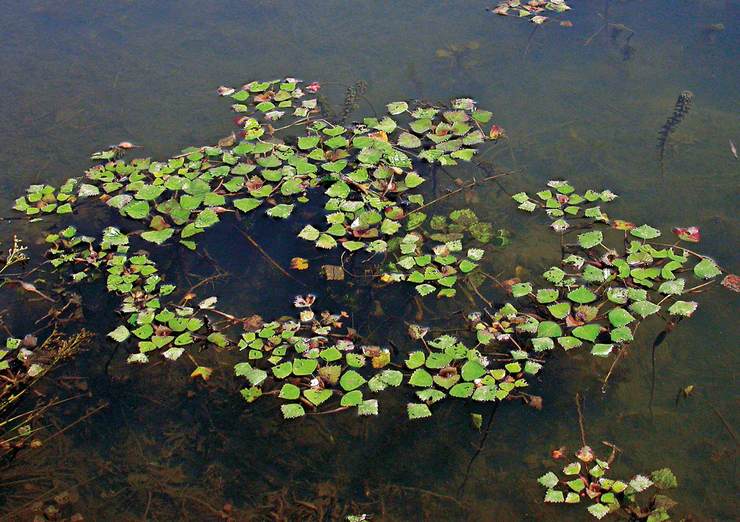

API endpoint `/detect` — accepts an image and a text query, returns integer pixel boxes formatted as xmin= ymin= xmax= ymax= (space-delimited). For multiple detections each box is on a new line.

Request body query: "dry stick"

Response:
xmin=458 ymin=402 xmax=500 ymax=496
xmin=523 ymin=25 xmax=540 ymax=59
xmin=576 ymin=392 xmax=587 ymax=447
xmin=649 ymin=331 xmax=665 ymax=418
xmin=406 ymin=173 xmax=509 ymax=216
xmin=467 ymin=280 xmax=493 ymax=309
xmin=2 ymin=472 xmax=105 ymax=518
xmin=40 ymin=401 xmax=108 ymax=445
xmin=710 ymin=405 xmax=739 ymax=445
xmin=233 ymin=225 xmax=306 ymax=287
xmin=601 ymin=321 xmax=643 ymax=393
xmin=388 ymin=485 xmax=464 ymax=509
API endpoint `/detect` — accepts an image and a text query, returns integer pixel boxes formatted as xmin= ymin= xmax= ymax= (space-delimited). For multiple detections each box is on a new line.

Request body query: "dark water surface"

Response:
xmin=0 ymin=1 xmax=738 ymax=520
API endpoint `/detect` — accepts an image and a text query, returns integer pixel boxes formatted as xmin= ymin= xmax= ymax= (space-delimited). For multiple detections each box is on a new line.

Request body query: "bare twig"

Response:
xmin=576 ymin=392 xmax=587 ymax=447
xmin=233 ymin=225 xmax=306 ymax=286
xmin=406 ymin=173 xmax=509 ymax=216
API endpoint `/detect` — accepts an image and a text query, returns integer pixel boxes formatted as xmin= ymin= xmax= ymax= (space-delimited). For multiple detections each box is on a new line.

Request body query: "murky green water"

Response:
xmin=0 ymin=1 xmax=738 ymax=520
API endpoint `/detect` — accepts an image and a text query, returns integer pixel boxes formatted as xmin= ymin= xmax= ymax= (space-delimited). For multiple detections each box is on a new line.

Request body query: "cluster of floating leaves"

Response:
xmin=232 ymin=297 xmax=545 ymax=420
xmin=489 ymin=0 xmax=572 ymax=25
xmin=507 ymin=180 xmax=726 ymax=359
xmin=379 ymin=209 xmax=492 ymax=298
xmin=8 ymin=78 xmax=506 ymax=397
xmin=538 ymin=445 xmax=678 ymax=520
xmin=16 ymin=78 xmax=500 ymax=274
xmin=7 ymin=78 xmax=733 ymax=428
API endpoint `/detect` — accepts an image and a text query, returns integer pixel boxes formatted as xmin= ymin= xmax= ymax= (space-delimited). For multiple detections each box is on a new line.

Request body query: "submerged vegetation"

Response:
xmin=3 ymin=76 xmax=736 ymax=520
xmin=657 ymin=91 xmax=694 ymax=175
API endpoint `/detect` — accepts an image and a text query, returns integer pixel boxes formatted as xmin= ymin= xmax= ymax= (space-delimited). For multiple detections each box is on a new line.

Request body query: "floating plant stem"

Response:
xmin=233 ymin=225 xmax=305 ymax=286
xmin=406 ymin=173 xmax=509 ymax=215
xmin=459 ymin=404 xmax=500 ymax=496
xmin=575 ymin=392 xmax=587 ymax=447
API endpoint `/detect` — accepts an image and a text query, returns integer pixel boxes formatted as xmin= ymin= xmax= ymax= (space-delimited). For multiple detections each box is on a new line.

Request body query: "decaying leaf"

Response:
xmin=321 ymin=265 xmax=345 ymax=281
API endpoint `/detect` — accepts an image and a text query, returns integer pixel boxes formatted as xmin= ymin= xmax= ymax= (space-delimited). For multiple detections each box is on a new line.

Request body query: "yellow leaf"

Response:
xmin=369 ymin=130 xmax=388 ymax=142
xmin=191 ymin=366 xmax=213 ymax=381
xmin=290 ymin=257 xmax=309 ymax=270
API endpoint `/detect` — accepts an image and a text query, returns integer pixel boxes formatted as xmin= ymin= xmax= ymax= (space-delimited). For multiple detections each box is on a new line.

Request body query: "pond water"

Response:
xmin=0 ymin=1 xmax=738 ymax=520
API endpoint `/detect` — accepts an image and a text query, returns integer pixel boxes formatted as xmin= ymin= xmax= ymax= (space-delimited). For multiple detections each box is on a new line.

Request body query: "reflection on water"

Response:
xmin=0 ymin=1 xmax=738 ymax=520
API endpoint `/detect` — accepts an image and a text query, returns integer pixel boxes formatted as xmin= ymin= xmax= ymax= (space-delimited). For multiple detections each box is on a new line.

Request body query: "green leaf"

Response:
xmin=272 ymin=361 xmax=293 ymax=379
xmin=578 ymin=230 xmax=603 ymax=249
xmin=281 ymin=403 xmax=305 ymax=419
xmin=631 ymin=224 xmax=661 ymax=240
xmin=406 ymin=351 xmax=425 ymax=369
xmin=538 ymin=472 xmax=559 ymax=489
xmin=693 ymin=258 xmax=721 ymax=279
xmin=567 ymin=287 xmax=597 ymax=304
xmin=548 ymin=302 xmax=571 ymax=319
xmin=461 ymin=360 xmax=486 ymax=381
xmin=415 ymin=284 xmax=436 ymax=296
xmin=537 ymin=321 xmax=562 ymax=338
xmin=280 ymin=179 xmax=303 ymax=196
xmin=297 ymin=136 xmax=320 ymax=150
xmin=587 ymin=503 xmax=610 ymax=519
xmin=141 ymin=228 xmax=174 ymax=245
xmin=450 ymin=383 xmax=475 ymax=398
xmin=591 ymin=344 xmax=614 ymax=357
xmin=304 ymin=388 xmax=332 ymax=406
xmin=107 ymin=325 xmax=130 ymax=342
xmin=610 ymin=327 xmax=633 ymax=342
xmin=293 ymin=358 xmax=318 ymax=376
xmin=532 ymin=337 xmax=555 ymax=352
xmin=233 ymin=198 xmax=262 ymax=213
xmin=341 ymin=390 xmax=363 ymax=407
xmin=536 ymin=288 xmax=559 ymax=304
xmin=608 ymin=308 xmax=635 ymax=327
xmin=398 ymin=132 xmax=422 ymax=148
xmin=511 ymin=282 xmax=533 ymax=297
xmin=386 ymin=101 xmax=408 ymax=115
xmin=266 ymin=204 xmax=294 ymax=219
xmin=326 ymin=181 xmax=351 ymax=199
xmin=316 ymin=234 xmax=337 ymax=249
xmin=358 ymin=399 xmax=379 ymax=416
xmin=340 ymin=370 xmax=366 ymax=391
xmin=629 ymin=475 xmax=653 ymax=492
xmin=459 ymin=260 xmax=477 ymax=273
xmin=630 ymin=300 xmax=661 ymax=318
xmin=558 ymin=336 xmax=582 ymax=351
xmin=404 ymin=171 xmax=425 ymax=188
xmin=658 ymin=278 xmax=685 ymax=295
xmin=279 ymin=383 xmax=300 ymax=400
xmin=122 ymin=200 xmax=149 ymax=219
xmin=298 ymin=224 xmax=321 ymax=241
xmin=572 ymin=324 xmax=601 ymax=342
xmin=407 ymin=403 xmax=432 ymax=420
xmin=668 ymin=300 xmax=697 ymax=317
xmin=409 ymin=369 xmax=433 ymax=387
xmin=544 ymin=490 xmax=564 ymax=503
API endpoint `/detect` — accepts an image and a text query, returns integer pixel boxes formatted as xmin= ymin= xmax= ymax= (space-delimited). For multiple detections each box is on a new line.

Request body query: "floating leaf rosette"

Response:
xmin=504 ymin=182 xmax=730 ymax=361
xmin=537 ymin=444 xmax=678 ymax=520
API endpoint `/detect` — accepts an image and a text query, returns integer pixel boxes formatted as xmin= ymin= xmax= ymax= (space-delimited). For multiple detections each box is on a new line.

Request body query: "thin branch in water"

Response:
xmin=458 ymin=402 xmax=499 ymax=496
xmin=576 ymin=392 xmax=587 ymax=447
xmin=233 ymin=225 xmax=306 ymax=286
xmin=406 ymin=173 xmax=509 ymax=216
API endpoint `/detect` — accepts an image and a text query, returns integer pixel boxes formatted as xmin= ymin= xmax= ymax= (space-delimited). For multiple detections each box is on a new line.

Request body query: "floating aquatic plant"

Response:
xmin=488 ymin=0 xmax=572 ymax=25
xmin=538 ymin=445 xmax=678 ymax=520
xmin=6 ymin=80 xmax=730 ymax=430
xmin=509 ymin=180 xmax=729 ymax=387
